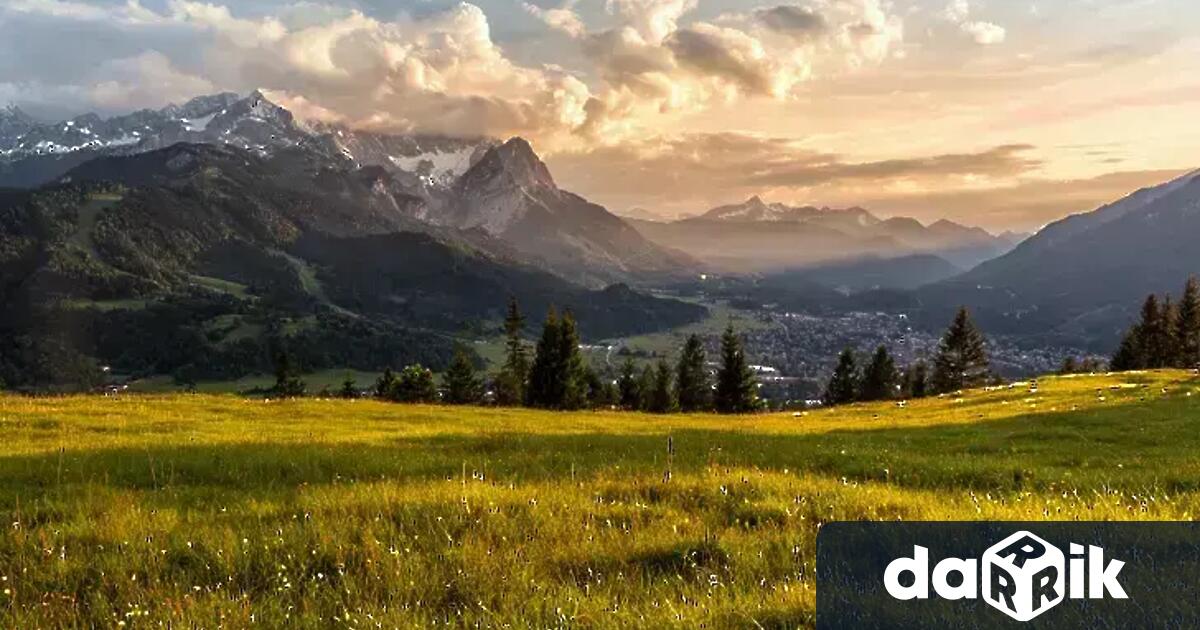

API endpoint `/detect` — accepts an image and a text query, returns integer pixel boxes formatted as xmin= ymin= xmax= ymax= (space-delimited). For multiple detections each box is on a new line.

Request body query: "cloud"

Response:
xmin=570 ymin=0 xmax=904 ymax=137
xmin=745 ymin=143 xmax=1040 ymax=187
xmin=605 ymin=0 xmax=698 ymax=45
xmin=943 ymin=0 xmax=1006 ymax=45
xmin=665 ymin=24 xmax=791 ymax=98
xmin=754 ymin=5 xmax=828 ymax=41
xmin=88 ymin=51 xmax=216 ymax=111
xmin=962 ymin=20 xmax=1006 ymax=45
xmin=523 ymin=1 xmax=586 ymax=39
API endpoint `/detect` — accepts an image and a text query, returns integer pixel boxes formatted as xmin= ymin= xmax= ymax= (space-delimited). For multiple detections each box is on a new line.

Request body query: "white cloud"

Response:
xmin=943 ymin=0 xmax=1007 ymax=45
xmin=568 ymin=0 xmax=905 ymax=138
xmin=523 ymin=1 xmax=586 ymax=39
xmin=605 ymin=0 xmax=698 ymax=45
xmin=88 ymin=51 xmax=215 ymax=110
xmin=963 ymin=20 xmax=1006 ymax=45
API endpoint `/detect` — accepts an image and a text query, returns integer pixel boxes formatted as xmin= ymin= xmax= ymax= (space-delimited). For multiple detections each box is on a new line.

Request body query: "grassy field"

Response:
xmin=1 ymin=370 xmax=1198 ymax=627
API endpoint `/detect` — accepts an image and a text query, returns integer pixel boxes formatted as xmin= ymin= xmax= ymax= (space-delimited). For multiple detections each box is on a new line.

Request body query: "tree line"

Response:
xmin=275 ymin=297 xmax=761 ymax=414
xmin=1111 ymin=276 xmax=1200 ymax=371
xmin=821 ymin=307 xmax=992 ymax=406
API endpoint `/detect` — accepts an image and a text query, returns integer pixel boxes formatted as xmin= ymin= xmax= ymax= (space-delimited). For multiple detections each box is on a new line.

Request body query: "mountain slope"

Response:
xmin=763 ymin=254 xmax=963 ymax=292
xmin=923 ymin=168 xmax=1200 ymax=346
xmin=0 ymin=145 xmax=705 ymax=388
xmin=446 ymin=138 xmax=694 ymax=285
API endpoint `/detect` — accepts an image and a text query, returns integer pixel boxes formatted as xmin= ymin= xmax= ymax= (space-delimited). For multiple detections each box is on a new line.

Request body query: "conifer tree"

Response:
xmin=617 ymin=358 xmax=641 ymax=410
xmin=374 ymin=368 xmax=397 ymax=398
xmin=395 ymin=365 xmax=438 ymax=403
xmin=525 ymin=307 xmax=563 ymax=408
xmin=1160 ymin=295 xmax=1180 ymax=368
xmin=339 ymin=376 xmax=357 ymax=399
xmin=271 ymin=344 xmax=306 ymax=398
xmin=906 ymin=361 xmax=929 ymax=399
xmin=931 ymin=307 xmax=990 ymax=393
xmin=1136 ymin=294 xmax=1166 ymax=368
xmin=442 ymin=346 xmax=483 ymax=405
xmin=637 ymin=364 xmax=656 ymax=412
xmin=1110 ymin=328 xmax=1144 ymax=372
xmin=585 ymin=367 xmax=618 ymax=409
xmin=646 ymin=359 xmax=676 ymax=414
xmin=1176 ymin=277 xmax=1200 ymax=368
xmin=1058 ymin=357 xmax=1079 ymax=375
xmin=823 ymin=348 xmax=860 ymax=406
xmin=675 ymin=334 xmax=710 ymax=412
xmin=714 ymin=325 xmax=758 ymax=414
xmin=494 ymin=297 xmax=529 ymax=406
xmin=558 ymin=311 xmax=590 ymax=411
xmin=859 ymin=345 xmax=898 ymax=402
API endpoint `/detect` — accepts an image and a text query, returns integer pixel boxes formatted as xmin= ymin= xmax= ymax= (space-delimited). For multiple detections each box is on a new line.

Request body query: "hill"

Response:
xmin=920 ymin=168 xmax=1200 ymax=348
xmin=0 ymin=369 xmax=1196 ymax=626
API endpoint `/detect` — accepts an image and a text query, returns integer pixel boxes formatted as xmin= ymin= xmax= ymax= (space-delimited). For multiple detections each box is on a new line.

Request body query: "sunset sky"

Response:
xmin=2 ymin=0 xmax=1197 ymax=230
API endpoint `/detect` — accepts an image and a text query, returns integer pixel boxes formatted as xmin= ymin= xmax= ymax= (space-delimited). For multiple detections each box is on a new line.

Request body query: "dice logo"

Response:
xmin=982 ymin=531 xmax=1065 ymax=621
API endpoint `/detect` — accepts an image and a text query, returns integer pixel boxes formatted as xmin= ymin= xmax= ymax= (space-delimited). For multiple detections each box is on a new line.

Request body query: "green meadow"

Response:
xmin=1 ymin=370 xmax=1198 ymax=628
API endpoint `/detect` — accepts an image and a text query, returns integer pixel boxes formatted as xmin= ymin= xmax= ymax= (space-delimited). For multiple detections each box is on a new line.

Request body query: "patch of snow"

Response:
xmin=388 ymin=146 xmax=478 ymax=185
xmin=181 ymin=112 xmax=218 ymax=132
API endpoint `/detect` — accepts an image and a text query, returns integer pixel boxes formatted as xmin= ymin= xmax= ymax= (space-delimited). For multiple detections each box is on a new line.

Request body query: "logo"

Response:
xmin=884 ymin=530 xmax=1128 ymax=622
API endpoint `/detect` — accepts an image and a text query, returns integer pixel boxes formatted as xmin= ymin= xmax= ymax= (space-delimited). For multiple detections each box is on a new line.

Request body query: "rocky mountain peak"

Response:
xmin=454 ymin=137 xmax=555 ymax=195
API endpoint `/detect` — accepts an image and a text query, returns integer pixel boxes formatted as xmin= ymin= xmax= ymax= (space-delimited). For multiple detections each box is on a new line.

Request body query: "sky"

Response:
xmin=2 ymin=0 xmax=1198 ymax=231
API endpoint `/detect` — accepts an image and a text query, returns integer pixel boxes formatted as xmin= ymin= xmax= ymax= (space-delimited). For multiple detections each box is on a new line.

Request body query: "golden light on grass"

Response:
xmin=0 ymin=370 xmax=1197 ymax=627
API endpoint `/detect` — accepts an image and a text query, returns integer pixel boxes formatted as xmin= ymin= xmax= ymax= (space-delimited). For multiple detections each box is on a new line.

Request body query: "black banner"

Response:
xmin=817 ymin=522 xmax=1200 ymax=629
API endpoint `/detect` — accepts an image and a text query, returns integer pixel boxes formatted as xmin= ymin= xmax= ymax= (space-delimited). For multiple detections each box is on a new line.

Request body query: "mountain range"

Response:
xmin=629 ymin=195 xmax=1018 ymax=273
xmin=0 ymin=94 xmax=708 ymax=389
xmin=3 ymin=89 xmax=1196 ymax=386
xmin=0 ymin=92 xmax=689 ymax=287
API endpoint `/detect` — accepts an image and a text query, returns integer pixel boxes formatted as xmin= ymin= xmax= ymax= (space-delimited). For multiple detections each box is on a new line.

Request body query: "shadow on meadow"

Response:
xmin=1 ymin=393 xmax=1194 ymax=509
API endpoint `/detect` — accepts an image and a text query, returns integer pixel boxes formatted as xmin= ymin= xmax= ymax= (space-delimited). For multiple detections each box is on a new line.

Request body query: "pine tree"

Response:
xmin=714 ymin=325 xmax=758 ymax=414
xmin=584 ymin=367 xmax=618 ymax=409
xmin=394 ymin=365 xmax=438 ymax=403
xmin=374 ymin=368 xmax=397 ymax=398
xmin=675 ymin=334 xmax=710 ymax=412
xmin=525 ymin=308 xmax=563 ymax=408
xmin=494 ymin=297 xmax=529 ymax=406
xmin=637 ymin=365 xmax=656 ymax=412
xmin=859 ymin=345 xmax=898 ymax=402
xmin=1058 ymin=357 xmax=1079 ymax=375
xmin=339 ymin=376 xmax=358 ymax=399
xmin=906 ymin=361 xmax=929 ymax=399
xmin=617 ymin=358 xmax=641 ymax=410
xmin=646 ymin=359 xmax=676 ymax=414
xmin=1110 ymin=328 xmax=1144 ymax=372
xmin=558 ymin=311 xmax=590 ymax=411
xmin=931 ymin=307 xmax=990 ymax=394
xmin=442 ymin=346 xmax=483 ymax=405
xmin=271 ymin=344 xmax=306 ymax=398
xmin=1160 ymin=295 xmax=1180 ymax=368
xmin=1136 ymin=294 xmax=1167 ymax=368
xmin=823 ymin=348 xmax=860 ymax=406
xmin=1176 ymin=277 xmax=1200 ymax=368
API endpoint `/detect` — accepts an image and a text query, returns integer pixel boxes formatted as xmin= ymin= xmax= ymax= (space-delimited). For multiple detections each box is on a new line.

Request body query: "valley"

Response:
xmin=1 ymin=91 xmax=1197 ymax=395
